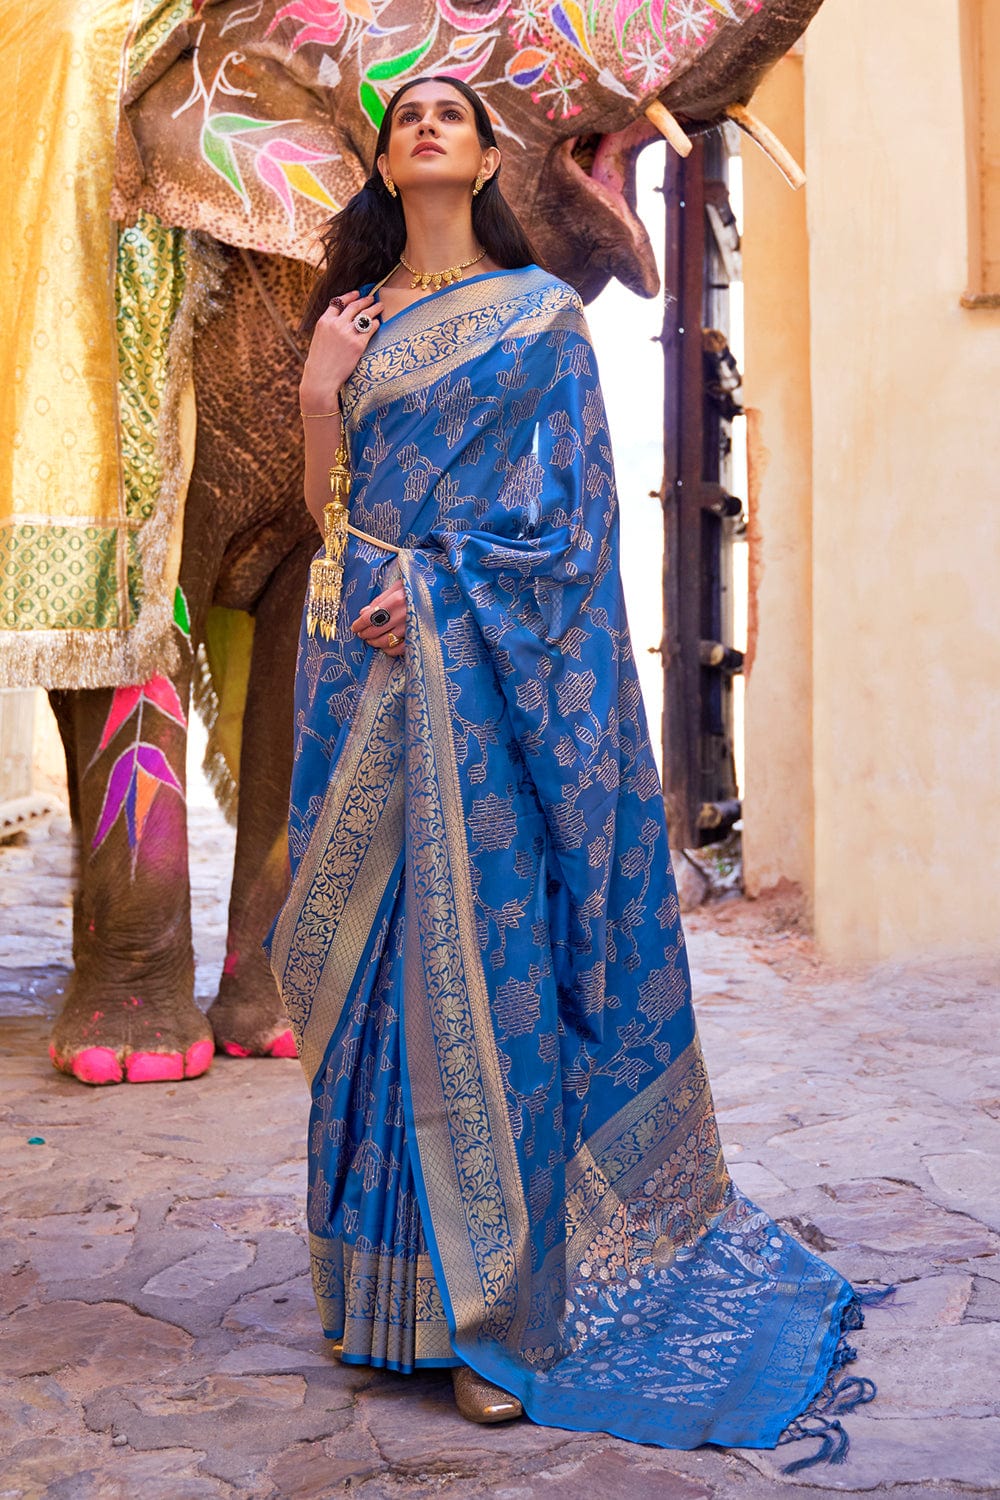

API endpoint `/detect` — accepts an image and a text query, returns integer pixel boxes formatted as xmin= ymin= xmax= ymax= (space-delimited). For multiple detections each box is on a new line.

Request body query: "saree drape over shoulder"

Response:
xmin=268 ymin=266 xmax=873 ymax=1462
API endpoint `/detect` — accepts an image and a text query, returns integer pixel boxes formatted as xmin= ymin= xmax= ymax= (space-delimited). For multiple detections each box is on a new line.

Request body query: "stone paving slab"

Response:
xmin=2 ymin=804 xmax=999 ymax=1498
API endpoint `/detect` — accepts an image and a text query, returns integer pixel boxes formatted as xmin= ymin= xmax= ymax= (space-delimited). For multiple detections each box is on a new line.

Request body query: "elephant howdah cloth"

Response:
xmin=268 ymin=267 xmax=875 ymax=1461
xmin=0 ymin=0 xmax=204 ymax=688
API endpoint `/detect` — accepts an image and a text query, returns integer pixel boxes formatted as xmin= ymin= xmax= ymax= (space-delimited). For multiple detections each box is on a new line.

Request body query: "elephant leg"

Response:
xmin=47 ymin=674 xmax=214 ymax=1086
xmin=207 ymin=540 xmax=313 ymax=1058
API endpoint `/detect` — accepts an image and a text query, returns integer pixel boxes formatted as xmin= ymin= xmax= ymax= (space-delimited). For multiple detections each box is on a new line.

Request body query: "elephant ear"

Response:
xmin=112 ymin=2 xmax=366 ymax=261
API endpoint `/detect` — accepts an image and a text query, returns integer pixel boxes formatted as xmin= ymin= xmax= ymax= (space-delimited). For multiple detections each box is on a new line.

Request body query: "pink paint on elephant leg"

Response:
xmin=266 ymin=1030 xmax=298 ymax=1059
xmin=125 ymin=1051 xmax=185 ymax=1083
xmin=221 ymin=1041 xmax=253 ymax=1057
xmin=51 ymin=1045 xmax=125 ymax=1086
xmin=184 ymin=1039 xmax=215 ymax=1076
xmin=123 ymin=1039 xmax=213 ymax=1082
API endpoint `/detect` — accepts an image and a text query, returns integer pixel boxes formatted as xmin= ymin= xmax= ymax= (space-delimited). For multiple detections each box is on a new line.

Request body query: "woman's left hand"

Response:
xmin=351 ymin=579 xmax=406 ymax=657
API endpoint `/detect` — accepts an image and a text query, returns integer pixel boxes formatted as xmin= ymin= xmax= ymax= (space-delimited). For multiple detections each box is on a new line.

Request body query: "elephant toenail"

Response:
xmin=266 ymin=1031 xmax=298 ymax=1059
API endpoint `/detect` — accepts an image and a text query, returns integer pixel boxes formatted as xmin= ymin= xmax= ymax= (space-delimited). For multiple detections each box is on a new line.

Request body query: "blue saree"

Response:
xmin=268 ymin=265 xmax=875 ymax=1467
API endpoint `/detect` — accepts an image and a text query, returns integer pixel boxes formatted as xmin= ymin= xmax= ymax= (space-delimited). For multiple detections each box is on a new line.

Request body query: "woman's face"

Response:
xmin=378 ymin=83 xmax=497 ymax=198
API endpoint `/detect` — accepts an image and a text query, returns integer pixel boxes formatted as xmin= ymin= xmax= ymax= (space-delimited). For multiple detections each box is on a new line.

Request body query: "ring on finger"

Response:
xmin=329 ymin=296 xmax=346 ymax=313
xmin=386 ymin=632 xmax=401 ymax=648
xmin=353 ymin=311 xmax=374 ymax=334
xmin=369 ymin=606 xmax=391 ymax=628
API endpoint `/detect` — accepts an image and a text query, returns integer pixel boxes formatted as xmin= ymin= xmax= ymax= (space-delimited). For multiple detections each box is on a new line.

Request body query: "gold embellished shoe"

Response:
xmin=451 ymin=1364 xmax=523 ymax=1424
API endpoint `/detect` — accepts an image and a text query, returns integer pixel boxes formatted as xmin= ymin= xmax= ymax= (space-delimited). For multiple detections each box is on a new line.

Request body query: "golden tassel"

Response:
xmin=306 ymin=436 xmax=351 ymax=639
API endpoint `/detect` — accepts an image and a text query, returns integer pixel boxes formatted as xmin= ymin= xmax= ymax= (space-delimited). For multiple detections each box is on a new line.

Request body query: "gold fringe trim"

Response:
xmin=0 ymin=231 xmax=225 ymax=691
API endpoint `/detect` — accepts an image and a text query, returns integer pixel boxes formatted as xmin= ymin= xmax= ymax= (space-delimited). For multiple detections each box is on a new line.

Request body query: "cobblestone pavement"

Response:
xmin=1 ymin=788 xmax=998 ymax=1499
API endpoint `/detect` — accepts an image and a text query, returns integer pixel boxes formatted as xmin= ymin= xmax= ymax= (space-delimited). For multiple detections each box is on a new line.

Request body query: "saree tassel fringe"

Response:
xmin=307 ymin=438 xmax=351 ymax=640
xmin=779 ymin=1414 xmax=851 ymax=1473
xmin=307 ymin=531 xmax=347 ymax=639
xmin=856 ymin=1282 xmax=898 ymax=1307
xmin=777 ymin=1290 xmax=881 ymax=1474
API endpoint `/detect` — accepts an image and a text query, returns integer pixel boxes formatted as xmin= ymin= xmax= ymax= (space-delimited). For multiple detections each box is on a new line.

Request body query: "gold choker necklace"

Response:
xmin=399 ymin=249 xmax=486 ymax=292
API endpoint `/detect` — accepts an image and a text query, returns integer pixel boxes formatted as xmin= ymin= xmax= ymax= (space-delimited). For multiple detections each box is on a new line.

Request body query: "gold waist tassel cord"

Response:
xmin=307 ymin=436 xmax=351 ymax=640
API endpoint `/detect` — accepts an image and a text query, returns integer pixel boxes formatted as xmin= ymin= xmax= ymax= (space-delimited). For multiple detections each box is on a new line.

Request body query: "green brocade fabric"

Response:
xmin=0 ymin=0 xmax=202 ymax=688
xmin=0 ymin=213 xmax=191 ymax=657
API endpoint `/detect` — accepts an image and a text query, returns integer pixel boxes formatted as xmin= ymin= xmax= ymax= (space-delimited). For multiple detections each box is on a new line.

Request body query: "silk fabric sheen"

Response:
xmin=270 ymin=266 xmax=862 ymax=1451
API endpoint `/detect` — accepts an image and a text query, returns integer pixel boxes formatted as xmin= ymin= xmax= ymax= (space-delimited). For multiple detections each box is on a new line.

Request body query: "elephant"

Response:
xmin=27 ymin=0 xmax=823 ymax=1084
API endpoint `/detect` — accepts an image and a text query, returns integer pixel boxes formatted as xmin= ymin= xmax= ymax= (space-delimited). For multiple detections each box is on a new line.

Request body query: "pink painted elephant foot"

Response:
xmin=49 ymin=990 xmax=215 ymax=1086
xmin=207 ymin=957 xmax=298 ymax=1061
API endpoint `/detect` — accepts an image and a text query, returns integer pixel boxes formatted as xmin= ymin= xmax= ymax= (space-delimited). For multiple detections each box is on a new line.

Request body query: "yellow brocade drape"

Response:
xmin=0 ymin=0 xmax=201 ymax=688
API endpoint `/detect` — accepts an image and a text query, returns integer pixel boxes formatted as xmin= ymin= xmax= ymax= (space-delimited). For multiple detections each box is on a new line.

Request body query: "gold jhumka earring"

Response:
xmin=472 ymin=171 xmax=485 ymax=196
xmin=384 ymin=175 xmax=397 ymax=198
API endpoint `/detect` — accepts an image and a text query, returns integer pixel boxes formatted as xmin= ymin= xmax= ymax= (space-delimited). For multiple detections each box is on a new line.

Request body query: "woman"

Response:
xmin=268 ymin=75 xmax=877 ymax=1468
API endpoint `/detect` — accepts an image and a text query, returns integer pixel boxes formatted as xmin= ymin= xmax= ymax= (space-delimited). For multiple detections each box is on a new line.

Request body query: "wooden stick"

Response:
xmin=724 ymin=103 xmax=806 ymax=190
xmin=644 ymin=101 xmax=693 ymax=159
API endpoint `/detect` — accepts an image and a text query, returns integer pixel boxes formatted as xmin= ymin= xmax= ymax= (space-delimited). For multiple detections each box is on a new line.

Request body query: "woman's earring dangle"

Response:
xmin=473 ymin=171 xmax=485 ymax=197
xmin=384 ymin=174 xmax=397 ymax=198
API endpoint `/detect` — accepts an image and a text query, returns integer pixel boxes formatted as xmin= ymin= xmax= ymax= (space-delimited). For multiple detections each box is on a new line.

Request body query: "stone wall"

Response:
xmin=742 ymin=0 xmax=1000 ymax=960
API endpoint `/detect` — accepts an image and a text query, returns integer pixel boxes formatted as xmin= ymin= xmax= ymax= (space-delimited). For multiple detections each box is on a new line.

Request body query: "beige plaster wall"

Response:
xmin=740 ymin=56 xmax=815 ymax=905
xmin=805 ymin=0 xmax=1000 ymax=960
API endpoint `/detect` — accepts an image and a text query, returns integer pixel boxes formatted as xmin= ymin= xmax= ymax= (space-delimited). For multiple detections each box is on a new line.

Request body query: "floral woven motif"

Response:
xmin=268 ymin=267 xmax=873 ymax=1460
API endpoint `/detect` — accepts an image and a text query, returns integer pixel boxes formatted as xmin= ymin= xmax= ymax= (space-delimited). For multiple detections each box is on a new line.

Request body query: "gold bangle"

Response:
xmin=301 ymin=409 xmax=340 ymax=419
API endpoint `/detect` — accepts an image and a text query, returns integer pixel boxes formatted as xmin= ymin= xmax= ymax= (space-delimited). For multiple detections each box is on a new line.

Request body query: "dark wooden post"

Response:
xmin=659 ymin=130 xmax=743 ymax=851
xmin=660 ymin=139 xmax=706 ymax=849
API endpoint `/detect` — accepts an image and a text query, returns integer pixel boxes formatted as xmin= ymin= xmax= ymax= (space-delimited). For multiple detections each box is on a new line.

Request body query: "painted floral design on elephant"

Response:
xmin=90 ymin=675 xmax=187 ymax=872
xmin=183 ymin=0 xmax=769 ymax=202
xmin=176 ymin=22 xmax=342 ymax=221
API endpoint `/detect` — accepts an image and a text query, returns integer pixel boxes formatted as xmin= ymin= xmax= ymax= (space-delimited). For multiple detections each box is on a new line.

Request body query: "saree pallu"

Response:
xmin=269 ymin=266 xmax=873 ymax=1461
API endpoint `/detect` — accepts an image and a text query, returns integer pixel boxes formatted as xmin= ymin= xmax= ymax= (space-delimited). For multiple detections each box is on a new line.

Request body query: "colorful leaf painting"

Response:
xmin=173 ymin=0 xmax=759 ymax=201
xmin=282 ymin=160 xmax=338 ymax=210
xmin=436 ymin=0 xmax=510 ymax=32
xmin=131 ymin=768 xmax=160 ymax=846
xmin=613 ymin=0 xmax=641 ymax=47
xmin=94 ymin=746 xmax=138 ymax=850
xmin=202 ymin=122 xmax=249 ymax=202
xmin=201 ymin=112 xmax=338 ymax=220
xmin=441 ymin=44 xmax=497 ymax=83
xmin=135 ymin=742 xmax=184 ymax=793
xmin=359 ymin=80 xmax=385 ymax=129
xmin=266 ymin=0 xmax=347 ymax=49
xmin=92 ymin=740 xmax=184 ymax=854
xmin=507 ymin=49 xmax=553 ymax=90
xmin=96 ymin=675 xmax=187 ymax=756
xmin=254 ymin=137 xmax=339 ymax=222
xmin=550 ymin=0 xmax=595 ymax=59
xmin=142 ymin=674 xmax=188 ymax=730
xmin=255 ymin=152 xmax=296 ymax=218
xmin=365 ymin=34 xmax=435 ymax=82
xmin=98 ymin=686 xmax=142 ymax=752
xmin=91 ymin=674 xmax=188 ymax=862
xmin=174 ymin=585 xmax=191 ymax=637
xmin=208 ymin=113 xmax=280 ymax=137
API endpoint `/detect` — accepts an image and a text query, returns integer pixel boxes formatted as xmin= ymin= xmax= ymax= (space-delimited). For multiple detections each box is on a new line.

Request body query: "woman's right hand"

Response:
xmin=299 ymin=290 xmax=381 ymax=413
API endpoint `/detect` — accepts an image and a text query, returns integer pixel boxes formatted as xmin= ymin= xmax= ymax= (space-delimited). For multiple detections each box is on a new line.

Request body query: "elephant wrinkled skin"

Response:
xmin=40 ymin=0 xmax=823 ymax=1084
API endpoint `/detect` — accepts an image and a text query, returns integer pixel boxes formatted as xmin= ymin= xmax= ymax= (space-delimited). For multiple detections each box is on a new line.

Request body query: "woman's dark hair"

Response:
xmin=300 ymin=75 xmax=540 ymax=334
